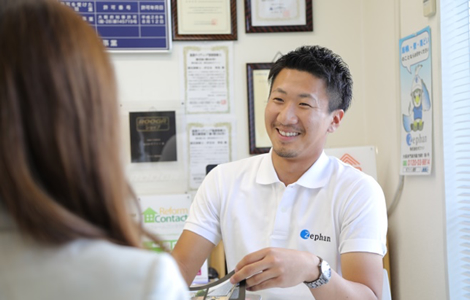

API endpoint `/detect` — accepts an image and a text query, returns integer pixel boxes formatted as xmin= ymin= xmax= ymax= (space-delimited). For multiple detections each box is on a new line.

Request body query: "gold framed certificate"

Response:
xmin=246 ymin=63 xmax=273 ymax=154
xmin=172 ymin=0 xmax=237 ymax=40
xmin=245 ymin=0 xmax=313 ymax=33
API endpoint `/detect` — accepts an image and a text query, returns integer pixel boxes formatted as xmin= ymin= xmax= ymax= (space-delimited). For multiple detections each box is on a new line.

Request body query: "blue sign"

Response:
xmin=60 ymin=0 xmax=171 ymax=52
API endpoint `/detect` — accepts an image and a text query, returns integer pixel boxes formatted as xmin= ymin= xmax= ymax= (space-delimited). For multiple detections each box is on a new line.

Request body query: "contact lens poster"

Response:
xmin=399 ymin=26 xmax=433 ymax=175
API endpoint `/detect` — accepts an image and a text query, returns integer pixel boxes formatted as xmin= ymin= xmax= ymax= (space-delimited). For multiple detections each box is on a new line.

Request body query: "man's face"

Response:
xmin=264 ymin=68 xmax=343 ymax=164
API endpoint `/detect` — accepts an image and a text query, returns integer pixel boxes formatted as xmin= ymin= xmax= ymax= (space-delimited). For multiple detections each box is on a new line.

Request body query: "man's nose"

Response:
xmin=277 ymin=103 xmax=298 ymax=124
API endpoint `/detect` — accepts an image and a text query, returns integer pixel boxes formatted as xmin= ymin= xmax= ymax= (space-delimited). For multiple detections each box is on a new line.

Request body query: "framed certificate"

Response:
xmin=246 ymin=63 xmax=273 ymax=154
xmin=172 ymin=0 xmax=237 ymax=41
xmin=245 ymin=0 xmax=313 ymax=33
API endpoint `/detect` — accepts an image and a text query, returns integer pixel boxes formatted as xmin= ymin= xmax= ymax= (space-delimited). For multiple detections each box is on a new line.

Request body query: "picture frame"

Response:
xmin=129 ymin=111 xmax=177 ymax=163
xmin=172 ymin=0 xmax=237 ymax=41
xmin=245 ymin=0 xmax=313 ymax=33
xmin=59 ymin=0 xmax=172 ymax=52
xmin=246 ymin=63 xmax=273 ymax=154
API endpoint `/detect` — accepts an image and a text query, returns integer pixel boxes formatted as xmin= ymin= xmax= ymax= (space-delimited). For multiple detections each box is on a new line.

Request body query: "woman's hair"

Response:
xmin=0 ymin=0 xmax=163 ymax=249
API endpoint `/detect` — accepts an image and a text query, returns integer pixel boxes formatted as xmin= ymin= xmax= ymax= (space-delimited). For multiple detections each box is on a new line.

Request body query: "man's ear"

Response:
xmin=327 ymin=109 xmax=344 ymax=133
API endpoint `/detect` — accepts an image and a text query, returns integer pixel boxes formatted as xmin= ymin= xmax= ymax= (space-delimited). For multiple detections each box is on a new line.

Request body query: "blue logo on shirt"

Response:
xmin=300 ymin=230 xmax=310 ymax=239
xmin=300 ymin=229 xmax=331 ymax=242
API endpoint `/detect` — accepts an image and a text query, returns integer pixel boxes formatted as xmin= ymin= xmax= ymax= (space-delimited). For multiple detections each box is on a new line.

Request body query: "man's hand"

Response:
xmin=229 ymin=247 xmax=319 ymax=291
xmin=229 ymin=249 xmax=384 ymax=300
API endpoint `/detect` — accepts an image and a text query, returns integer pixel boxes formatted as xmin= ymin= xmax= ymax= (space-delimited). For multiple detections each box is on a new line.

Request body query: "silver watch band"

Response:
xmin=304 ymin=256 xmax=331 ymax=289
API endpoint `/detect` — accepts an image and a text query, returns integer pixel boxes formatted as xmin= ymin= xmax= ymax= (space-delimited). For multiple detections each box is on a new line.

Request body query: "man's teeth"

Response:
xmin=279 ymin=130 xmax=299 ymax=137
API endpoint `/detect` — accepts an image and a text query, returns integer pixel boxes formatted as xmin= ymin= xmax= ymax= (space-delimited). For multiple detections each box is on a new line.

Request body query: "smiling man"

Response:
xmin=172 ymin=46 xmax=388 ymax=300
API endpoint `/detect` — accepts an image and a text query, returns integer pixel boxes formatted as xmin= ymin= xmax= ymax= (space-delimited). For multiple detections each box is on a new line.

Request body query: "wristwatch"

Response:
xmin=304 ymin=256 xmax=332 ymax=289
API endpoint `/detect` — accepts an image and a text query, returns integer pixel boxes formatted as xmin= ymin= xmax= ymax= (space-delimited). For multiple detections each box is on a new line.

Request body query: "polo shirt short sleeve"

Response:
xmin=184 ymin=151 xmax=387 ymax=300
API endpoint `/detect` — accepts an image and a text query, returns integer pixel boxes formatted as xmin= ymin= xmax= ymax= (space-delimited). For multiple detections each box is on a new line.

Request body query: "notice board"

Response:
xmin=60 ymin=0 xmax=171 ymax=52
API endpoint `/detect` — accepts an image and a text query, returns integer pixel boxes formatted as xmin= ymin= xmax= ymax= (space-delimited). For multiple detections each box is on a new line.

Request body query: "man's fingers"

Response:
xmin=235 ymin=248 xmax=268 ymax=271
xmin=230 ymin=260 xmax=266 ymax=284
xmin=245 ymin=267 xmax=278 ymax=287
xmin=230 ymin=248 xmax=295 ymax=288
xmin=246 ymin=274 xmax=283 ymax=292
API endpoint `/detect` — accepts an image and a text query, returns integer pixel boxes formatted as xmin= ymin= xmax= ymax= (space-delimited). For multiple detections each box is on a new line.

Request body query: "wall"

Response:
xmin=111 ymin=0 xmax=368 ymax=170
xmin=363 ymin=1 xmax=447 ymax=300
xmin=111 ymin=1 xmax=448 ymax=299
xmin=396 ymin=1 xmax=447 ymax=299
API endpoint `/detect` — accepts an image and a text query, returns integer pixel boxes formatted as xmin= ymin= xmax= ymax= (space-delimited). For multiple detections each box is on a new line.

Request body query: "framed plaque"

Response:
xmin=129 ymin=111 xmax=177 ymax=163
xmin=171 ymin=0 xmax=237 ymax=41
xmin=60 ymin=0 xmax=172 ymax=52
xmin=245 ymin=0 xmax=313 ymax=33
xmin=246 ymin=63 xmax=273 ymax=154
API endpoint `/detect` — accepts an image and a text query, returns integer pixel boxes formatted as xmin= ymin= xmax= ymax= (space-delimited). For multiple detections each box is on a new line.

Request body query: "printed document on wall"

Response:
xmin=187 ymin=117 xmax=235 ymax=190
xmin=399 ymin=26 xmax=433 ymax=175
xmin=180 ymin=42 xmax=234 ymax=114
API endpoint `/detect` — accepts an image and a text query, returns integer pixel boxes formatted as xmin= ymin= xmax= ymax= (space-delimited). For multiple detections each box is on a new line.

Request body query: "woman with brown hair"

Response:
xmin=0 ymin=1 xmax=188 ymax=299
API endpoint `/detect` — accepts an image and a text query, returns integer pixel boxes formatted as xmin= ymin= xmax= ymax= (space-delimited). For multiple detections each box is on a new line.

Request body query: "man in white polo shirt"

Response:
xmin=172 ymin=45 xmax=387 ymax=300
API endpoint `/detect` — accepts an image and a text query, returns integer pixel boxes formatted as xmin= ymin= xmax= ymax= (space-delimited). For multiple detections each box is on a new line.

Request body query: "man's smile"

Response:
xmin=278 ymin=129 xmax=300 ymax=137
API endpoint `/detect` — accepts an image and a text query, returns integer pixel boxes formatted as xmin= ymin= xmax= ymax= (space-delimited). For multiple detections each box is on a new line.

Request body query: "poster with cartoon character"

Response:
xmin=399 ymin=26 xmax=433 ymax=175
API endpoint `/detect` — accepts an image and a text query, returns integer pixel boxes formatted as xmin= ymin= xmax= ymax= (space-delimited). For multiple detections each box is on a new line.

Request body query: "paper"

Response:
xmin=325 ymin=146 xmax=378 ymax=180
xmin=399 ymin=27 xmax=433 ymax=175
xmin=177 ymin=0 xmax=232 ymax=34
xmin=188 ymin=122 xmax=231 ymax=189
xmin=251 ymin=0 xmax=306 ymax=27
xmin=182 ymin=44 xmax=232 ymax=114
xmin=252 ymin=68 xmax=271 ymax=148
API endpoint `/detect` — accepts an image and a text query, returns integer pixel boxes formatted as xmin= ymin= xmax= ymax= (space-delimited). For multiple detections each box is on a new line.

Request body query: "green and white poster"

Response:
xmin=139 ymin=193 xmax=209 ymax=284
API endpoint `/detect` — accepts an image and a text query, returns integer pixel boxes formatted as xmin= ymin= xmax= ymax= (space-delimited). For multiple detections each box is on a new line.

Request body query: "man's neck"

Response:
xmin=271 ymin=152 xmax=322 ymax=186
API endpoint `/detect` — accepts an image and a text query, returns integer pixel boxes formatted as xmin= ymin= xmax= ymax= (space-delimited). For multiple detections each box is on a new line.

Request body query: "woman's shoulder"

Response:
xmin=0 ymin=236 xmax=189 ymax=299
xmin=69 ymin=239 xmax=175 ymax=270
xmin=67 ymin=239 xmax=189 ymax=298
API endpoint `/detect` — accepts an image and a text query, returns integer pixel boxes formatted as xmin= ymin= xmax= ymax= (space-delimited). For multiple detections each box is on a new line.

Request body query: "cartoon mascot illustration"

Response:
xmin=403 ymin=64 xmax=431 ymax=132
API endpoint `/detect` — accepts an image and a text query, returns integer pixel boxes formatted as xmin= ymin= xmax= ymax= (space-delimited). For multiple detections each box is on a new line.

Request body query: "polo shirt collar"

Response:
xmin=296 ymin=152 xmax=331 ymax=188
xmin=256 ymin=150 xmax=279 ymax=185
xmin=256 ymin=150 xmax=331 ymax=189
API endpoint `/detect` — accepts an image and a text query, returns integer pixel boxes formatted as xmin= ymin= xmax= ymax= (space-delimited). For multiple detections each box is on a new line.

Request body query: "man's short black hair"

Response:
xmin=268 ymin=45 xmax=353 ymax=113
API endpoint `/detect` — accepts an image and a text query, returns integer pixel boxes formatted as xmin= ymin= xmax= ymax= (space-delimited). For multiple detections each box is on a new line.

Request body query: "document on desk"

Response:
xmin=190 ymin=293 xmax=261 ymax=300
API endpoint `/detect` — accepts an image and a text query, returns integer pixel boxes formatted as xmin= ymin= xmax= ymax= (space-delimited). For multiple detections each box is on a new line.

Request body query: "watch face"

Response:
xmin=321 ymin=260 xmax=332 ymax=280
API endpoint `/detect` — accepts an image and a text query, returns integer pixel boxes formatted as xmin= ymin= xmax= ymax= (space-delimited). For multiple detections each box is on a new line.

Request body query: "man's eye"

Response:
xmin=273 ymin=98 xmax=284 ymax=102
xmin=300 ymin=103 xmax=312 ymax=107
